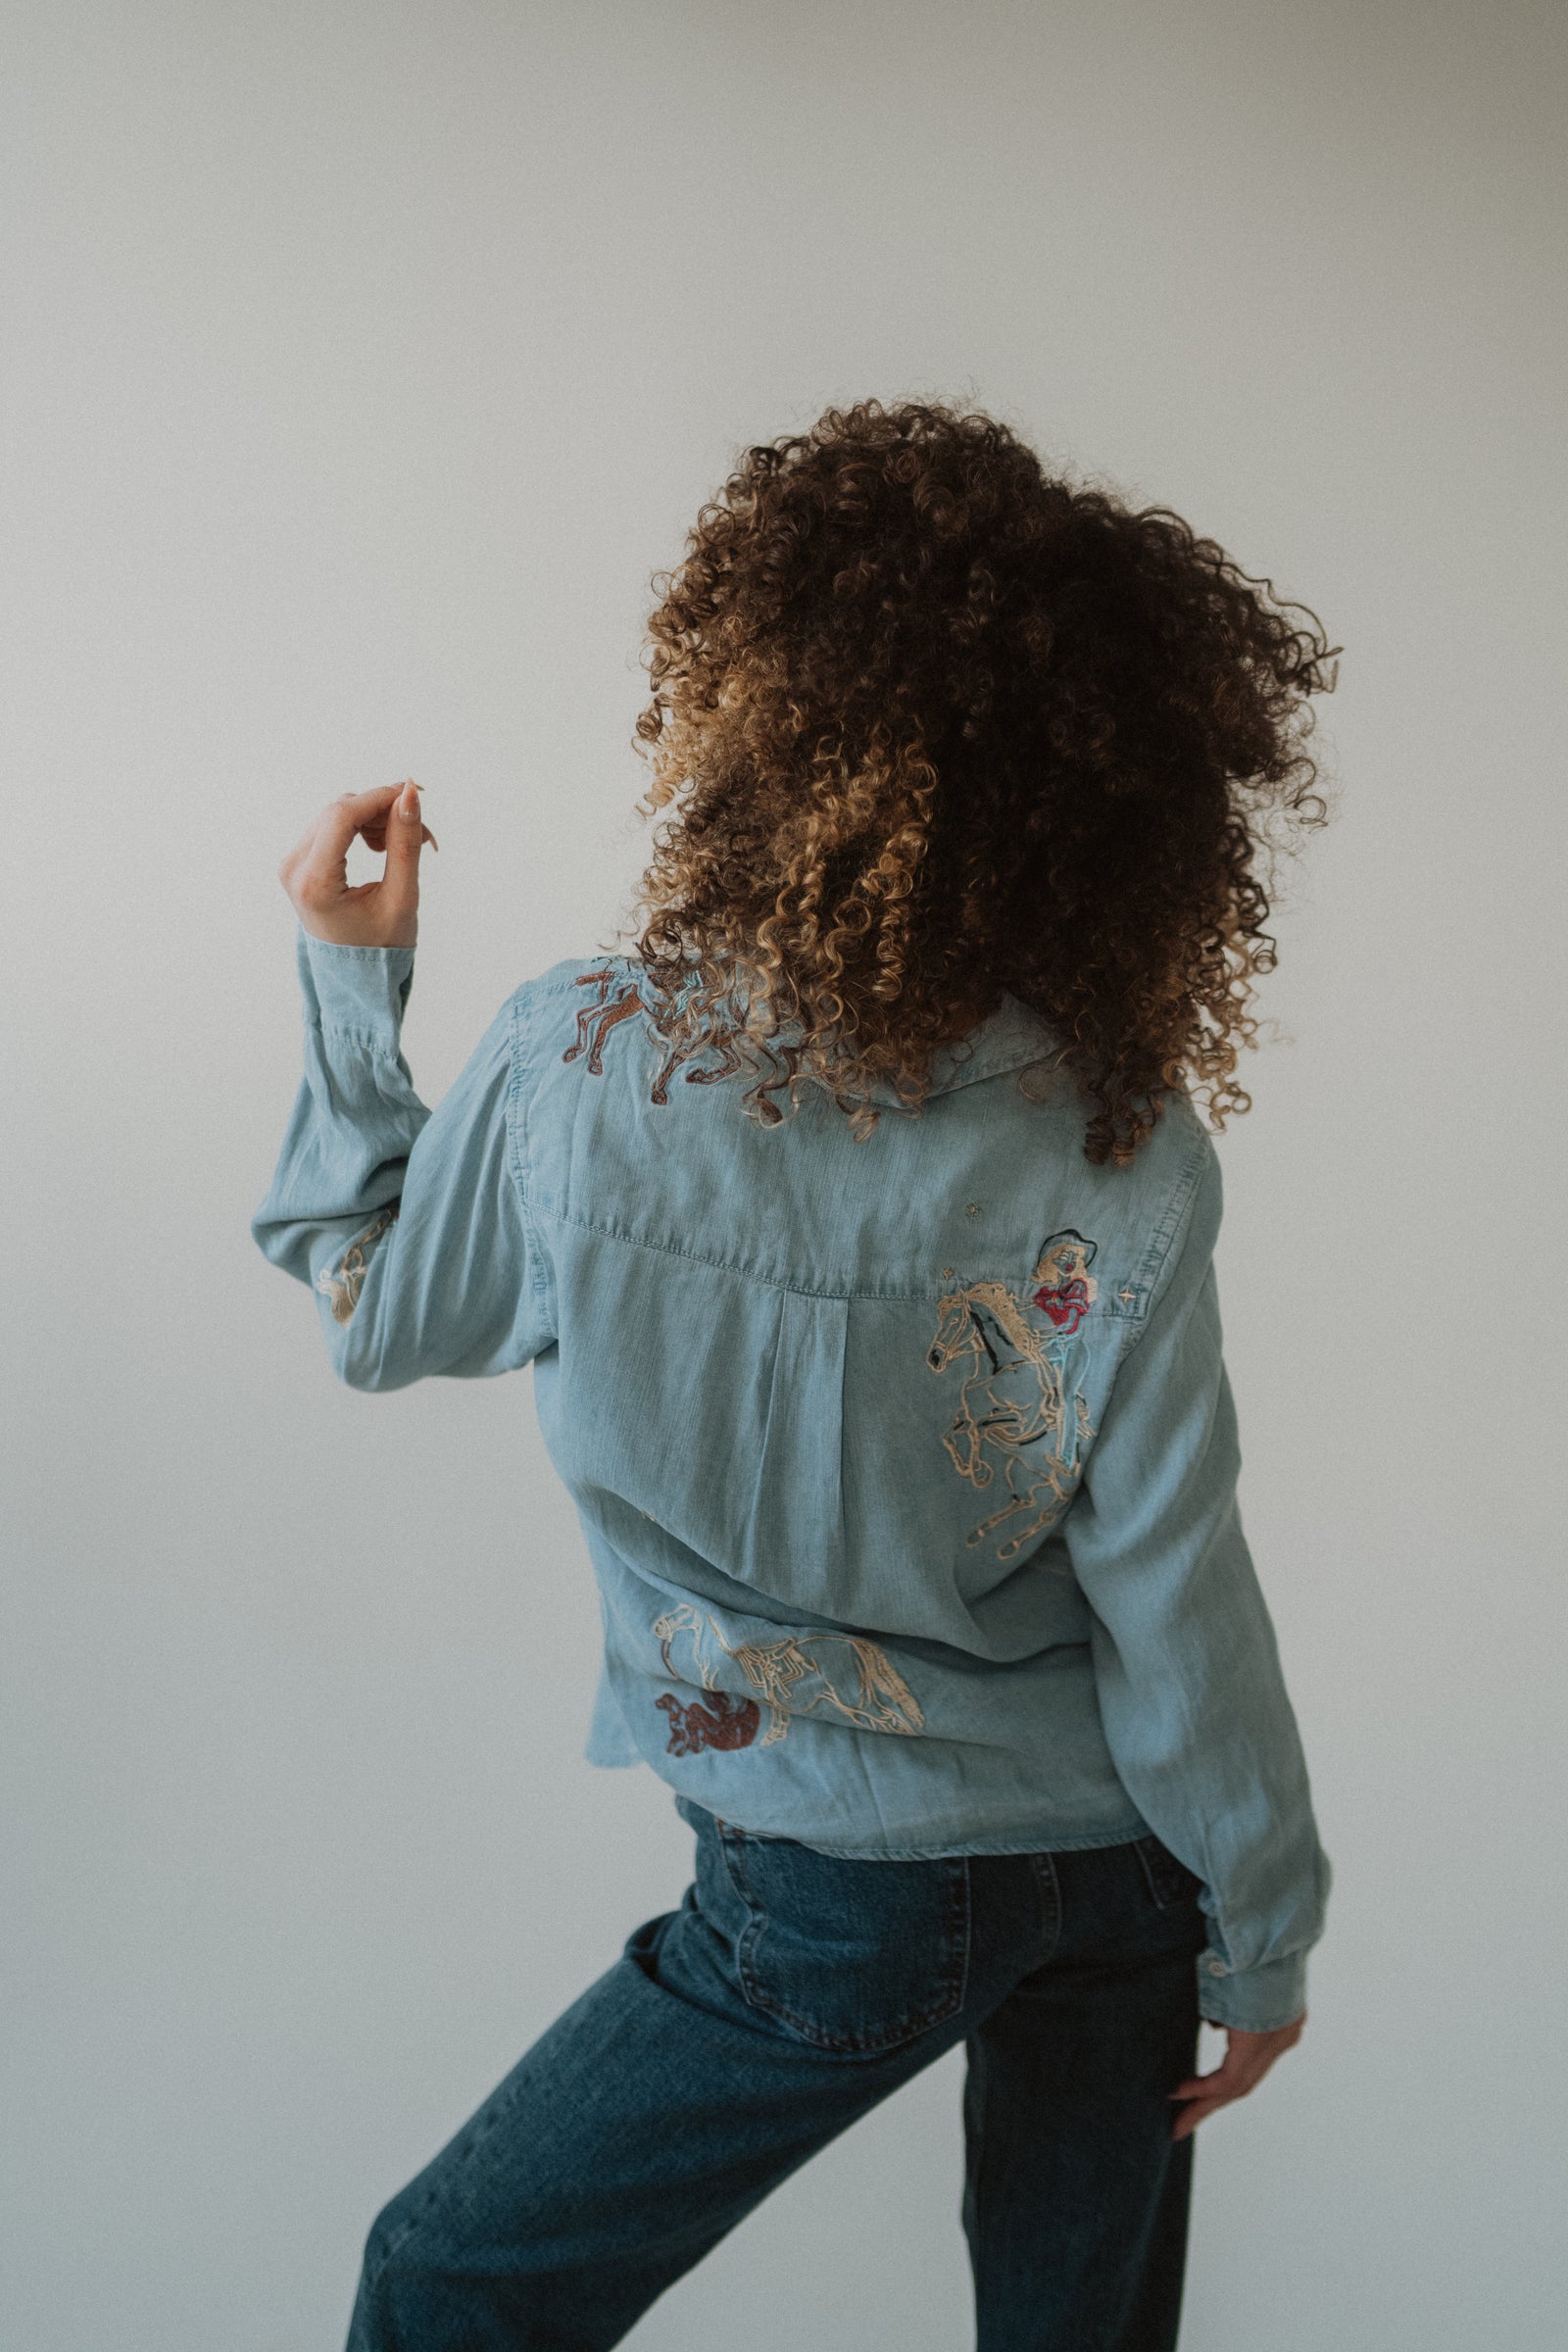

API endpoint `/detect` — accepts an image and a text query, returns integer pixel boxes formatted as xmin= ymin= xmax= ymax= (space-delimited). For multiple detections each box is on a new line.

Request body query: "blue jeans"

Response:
xmin=346 ymin=1797 xmax=1208 ymax=2351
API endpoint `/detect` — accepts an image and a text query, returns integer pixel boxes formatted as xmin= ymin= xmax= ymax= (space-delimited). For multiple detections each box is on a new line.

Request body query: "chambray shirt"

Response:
xmin=253 ymin=931 xmax=1332 ymax=2032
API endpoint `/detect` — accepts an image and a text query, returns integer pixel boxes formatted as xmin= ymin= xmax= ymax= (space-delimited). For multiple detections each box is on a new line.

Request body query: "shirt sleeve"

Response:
xmin=250 ymin=927 xmax=554 ymax=1390
xmin=1064 ymin=1139 xmax=1332 ymax=2032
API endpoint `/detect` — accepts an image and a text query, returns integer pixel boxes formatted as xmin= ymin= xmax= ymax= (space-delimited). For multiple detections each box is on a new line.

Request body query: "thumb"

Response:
xmin=382 ymin=779 xmax=424 ymax=898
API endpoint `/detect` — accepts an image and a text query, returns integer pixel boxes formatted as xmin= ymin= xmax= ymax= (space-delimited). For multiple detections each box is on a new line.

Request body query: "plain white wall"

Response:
xmin=4 ymin=3 xmax=1564 ymax=2345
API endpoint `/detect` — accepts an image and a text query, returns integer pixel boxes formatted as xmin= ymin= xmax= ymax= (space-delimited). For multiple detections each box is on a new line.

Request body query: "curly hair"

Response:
xmin=627 ymin=398 xmax=1338 ymax=1164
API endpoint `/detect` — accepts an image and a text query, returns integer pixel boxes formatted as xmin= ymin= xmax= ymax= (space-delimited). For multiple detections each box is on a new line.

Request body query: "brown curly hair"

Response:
xmin=627 ymin=398 xmax=1338 ymax=1164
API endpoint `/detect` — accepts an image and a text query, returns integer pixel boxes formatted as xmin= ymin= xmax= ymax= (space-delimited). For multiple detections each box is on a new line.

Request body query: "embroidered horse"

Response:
xmin=314 ymin=1204 xmax=398 ymax=1326
xmin=564 ymin=966 xmax=745 ymax=1104
xmin=653 ymin=1602 xmax=924 ymax=1749
xmin=926 ymin=1231 xmax=1098 ymax=1560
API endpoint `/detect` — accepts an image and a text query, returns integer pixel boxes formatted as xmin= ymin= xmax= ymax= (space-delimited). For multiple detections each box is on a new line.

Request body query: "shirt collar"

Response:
xmin=865 ymin=994 xmax=1061 ymax=1104
xmin=627 ymin=962 xmax=1059 ymax=1106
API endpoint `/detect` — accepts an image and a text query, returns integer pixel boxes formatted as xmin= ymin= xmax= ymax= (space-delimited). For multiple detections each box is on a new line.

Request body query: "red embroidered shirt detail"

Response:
xmin=656 ymin=1690 xmax=762 ymax=1756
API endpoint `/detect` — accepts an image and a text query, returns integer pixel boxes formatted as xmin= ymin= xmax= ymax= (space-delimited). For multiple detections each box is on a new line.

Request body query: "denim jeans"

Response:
xmin=346 ymin=1797 xmax=1208 ymax=2351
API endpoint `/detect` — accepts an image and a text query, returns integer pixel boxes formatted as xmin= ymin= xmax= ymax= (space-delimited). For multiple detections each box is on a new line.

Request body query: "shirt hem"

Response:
xmin=744 ymin=1816 xmax=1152 ymax=1862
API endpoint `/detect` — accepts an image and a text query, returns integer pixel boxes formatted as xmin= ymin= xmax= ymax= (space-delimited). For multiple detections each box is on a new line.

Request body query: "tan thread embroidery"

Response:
xmin=926 ymin=1228 xmax=1099 ymax=1561
xmin=314 ymin=1204 xmax=398 ymax=1325
xmin=653 ymin=1601 xmax=924 ymax=1747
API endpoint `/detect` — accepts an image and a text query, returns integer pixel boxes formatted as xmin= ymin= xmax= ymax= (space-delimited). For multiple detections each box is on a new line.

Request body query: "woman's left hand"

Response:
xmin=1166 ymin=2012 xmax=1306 ymax=2140
xmin=278 ymin=780 xmax=438 ymax=950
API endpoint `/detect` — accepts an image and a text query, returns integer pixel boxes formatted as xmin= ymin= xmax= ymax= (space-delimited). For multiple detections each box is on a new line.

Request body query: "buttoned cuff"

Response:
xmin=297 ymin=927 xmax=415 ymax=1048
xmin=1197 ymin=1945 xmax=1308 ymax=2033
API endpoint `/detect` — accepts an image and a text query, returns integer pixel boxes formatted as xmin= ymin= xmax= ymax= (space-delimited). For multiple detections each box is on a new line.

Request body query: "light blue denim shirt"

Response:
xmin=253 ymin=932 xmax=1332 ymax=2032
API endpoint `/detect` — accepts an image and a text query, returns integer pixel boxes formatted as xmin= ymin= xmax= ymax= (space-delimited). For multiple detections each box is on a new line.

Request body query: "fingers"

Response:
xmin=356 ymin=783 xmax=438 ymax=856
xmin=276 ymin=781 xmax=435 ymax=949
xmin=1171 ymin=2096 xmax=1228 ymax=2142
xmin=1169 ymin=2050 xmax=1258 ymax=2107
xmin=278 ymin=785 xmax=399 ymax=901
xmin=1167 ymin=2016 xmax=1305 ymax=2100
xmin=313 ymin=783 xmax=409 ymax=870
xmin=278 ymin=783 xmax=433 ymax=868
xmin=1166 ymin=2016 xmax=1305 ymax=2141
xmin=377 ymin=780 xmax=425 ymax=939
xmin=359 ymin=813 xmax=438 ymax=853
xmin=1176 ymin=2041 xmax=1278 ymax=2099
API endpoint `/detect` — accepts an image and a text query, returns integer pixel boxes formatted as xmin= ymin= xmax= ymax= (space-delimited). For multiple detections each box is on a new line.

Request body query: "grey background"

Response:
xmin=4 ymin=3 xmax=1564 ymax=2345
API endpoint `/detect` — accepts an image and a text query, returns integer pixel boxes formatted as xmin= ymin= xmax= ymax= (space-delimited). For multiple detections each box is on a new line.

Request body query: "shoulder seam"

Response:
xmin=1113 ymin=1126 xmax=1215 ymax=1370
xmin=505 ymin=986 xmax=531 ymax=1189
xmin=506 ymin=989 xmax=557 ymax=1313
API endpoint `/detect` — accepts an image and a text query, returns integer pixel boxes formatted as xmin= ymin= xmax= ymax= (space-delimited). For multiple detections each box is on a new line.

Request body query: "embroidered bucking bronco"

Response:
xmin=926 ymin=1229 xmax=1100 ymax=1561
xmin=314 ymin=1204 xmax=398 ymax=1326
xmin=564 ymin=966 xmax=743 ymax=1104
xmin=652 ymin=1602 xmax=925 ymax=1751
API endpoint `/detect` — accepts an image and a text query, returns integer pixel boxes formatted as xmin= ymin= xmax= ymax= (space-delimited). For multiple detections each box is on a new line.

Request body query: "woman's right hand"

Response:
xmin=277 ymin=781 xmax=437 ymax=951
xmin=1167 ymin=2012 xmax=1306 ymax=2139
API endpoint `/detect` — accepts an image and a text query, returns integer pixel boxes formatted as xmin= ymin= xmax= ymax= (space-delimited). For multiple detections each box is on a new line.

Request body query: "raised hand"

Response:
xmin=1167 ymin=2012 xmax=1306 ymax=2140
xmin=277 ymin=781 xmax=438 ymax=950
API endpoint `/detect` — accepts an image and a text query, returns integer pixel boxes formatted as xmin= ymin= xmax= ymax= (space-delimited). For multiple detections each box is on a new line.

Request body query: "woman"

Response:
xmin=255 ymin=399 xmax=1336 ymax=2351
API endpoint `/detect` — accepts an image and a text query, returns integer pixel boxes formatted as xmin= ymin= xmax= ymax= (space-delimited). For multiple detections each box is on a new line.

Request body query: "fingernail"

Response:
xmin=400 ymin=782 xmax=420 ymax=819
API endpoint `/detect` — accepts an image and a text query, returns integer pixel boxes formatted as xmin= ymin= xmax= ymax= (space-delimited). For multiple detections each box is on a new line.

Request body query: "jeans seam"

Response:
xmin=1134 ymin=1836 xmax=1170 ymax=1909
xmin=955 ymin=1856 xmax=973 ymax=2015
xmin=364 ymin=2203 xmax=428 ymax=2283
xmin=1032 ymin=1851 xmax=1062 ymax=1963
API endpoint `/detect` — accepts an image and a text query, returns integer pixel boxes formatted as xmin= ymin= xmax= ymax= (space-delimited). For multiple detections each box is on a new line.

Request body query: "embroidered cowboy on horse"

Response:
xmin=926 ymin=1229 xmax=1100 ymax=1561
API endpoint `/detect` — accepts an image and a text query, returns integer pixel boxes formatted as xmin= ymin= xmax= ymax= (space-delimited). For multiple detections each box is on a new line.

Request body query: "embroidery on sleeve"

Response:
xmin=653 ymin=1601 xmax=924 ymax=1750
xmin=314 ymin=1204 xmax=398 ymax=1326
xmin=926 ymin=1228 xmax=1099 ymax=1560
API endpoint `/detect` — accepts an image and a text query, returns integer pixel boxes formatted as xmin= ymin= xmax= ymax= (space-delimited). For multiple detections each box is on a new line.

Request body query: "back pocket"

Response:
xmin=1133 ymin=1833 xmax=1205 ymax=1911
xmin=716 ymin=1823 xmax=970 ymax=2057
